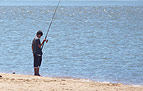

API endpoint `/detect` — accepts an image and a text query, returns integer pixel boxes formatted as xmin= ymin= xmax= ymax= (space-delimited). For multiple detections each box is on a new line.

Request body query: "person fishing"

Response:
xmin=31 ymin=0 xmax=61 ymax=76
xmin=32 ymin=30 xmax=48 ymax=76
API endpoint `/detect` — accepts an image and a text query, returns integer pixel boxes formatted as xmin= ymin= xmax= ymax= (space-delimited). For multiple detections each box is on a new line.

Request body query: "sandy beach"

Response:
xmin=0 ymin=73 xmax=142 ymax=91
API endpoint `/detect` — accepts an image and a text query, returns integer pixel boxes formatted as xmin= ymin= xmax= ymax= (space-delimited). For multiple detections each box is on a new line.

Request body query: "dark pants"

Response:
xmin=34 ymin=54 xmax=42 ymax=67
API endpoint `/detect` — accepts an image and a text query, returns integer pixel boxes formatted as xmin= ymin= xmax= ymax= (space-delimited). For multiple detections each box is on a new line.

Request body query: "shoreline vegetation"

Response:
xmin=0 ymin=73 xmax=142 ymax=91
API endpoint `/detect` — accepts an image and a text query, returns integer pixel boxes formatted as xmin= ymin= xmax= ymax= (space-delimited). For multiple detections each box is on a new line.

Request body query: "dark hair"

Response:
xmin=37 ymin=30 xmax=43 ymax=36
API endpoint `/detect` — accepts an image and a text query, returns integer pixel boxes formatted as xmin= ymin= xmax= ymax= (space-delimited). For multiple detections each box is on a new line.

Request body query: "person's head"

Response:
xmin=36 ymin=30 xmax=43 ymax=38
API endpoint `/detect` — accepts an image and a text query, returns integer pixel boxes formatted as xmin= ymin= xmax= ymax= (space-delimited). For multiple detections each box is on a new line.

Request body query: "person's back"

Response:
xmin=32 ymin=37 xmax=42 ymax=55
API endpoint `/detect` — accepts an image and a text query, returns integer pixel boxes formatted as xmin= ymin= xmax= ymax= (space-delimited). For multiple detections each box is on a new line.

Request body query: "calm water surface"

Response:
xmin=0 ymin=4 xmax=143 ymax=85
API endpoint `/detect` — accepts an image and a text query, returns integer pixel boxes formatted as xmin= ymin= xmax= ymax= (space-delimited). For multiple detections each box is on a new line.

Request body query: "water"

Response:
xmin=0 ymin=2 xmax=143 ymax=85
xmin=0 ymin=1 xmax=143 ymax=6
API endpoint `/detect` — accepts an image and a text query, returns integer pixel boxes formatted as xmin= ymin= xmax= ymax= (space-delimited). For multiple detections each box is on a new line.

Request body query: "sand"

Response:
xmin=0 ymin=73 xmax=142 ymax=91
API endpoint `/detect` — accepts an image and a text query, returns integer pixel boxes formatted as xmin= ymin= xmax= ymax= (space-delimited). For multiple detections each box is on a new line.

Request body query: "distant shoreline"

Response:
xmin=0 ymin=1 xmax=143 ymax=6
xmin=0 ymin=73 xmax=143 ymax=91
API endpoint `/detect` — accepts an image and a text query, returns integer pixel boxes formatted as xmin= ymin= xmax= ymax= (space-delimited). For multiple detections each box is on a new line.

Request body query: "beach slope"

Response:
xmin=0 ymin=73 xmax=142 ymax=91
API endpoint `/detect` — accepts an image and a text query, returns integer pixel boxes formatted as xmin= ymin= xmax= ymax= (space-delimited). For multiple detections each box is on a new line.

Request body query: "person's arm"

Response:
xmin=38 ymin=39 xmax=48 ymax=48
xmin=32 ymin=41 xmax=34 ymax=52
xmin=32 ymin=45 xmax=33 ymax=52
xmin=32 ymin=45 xmax=34 ymax=56
xmin=32 ymin=41 xmax=34 ymax=56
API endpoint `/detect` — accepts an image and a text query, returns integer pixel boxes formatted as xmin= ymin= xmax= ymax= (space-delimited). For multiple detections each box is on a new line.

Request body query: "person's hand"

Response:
xmin=43 ymin=39 xmax=48 ymax=43
xmin=46 ymin=40 xmax=48 ymax=43
xmin=43 ymin=38 xmax=46 ymax=42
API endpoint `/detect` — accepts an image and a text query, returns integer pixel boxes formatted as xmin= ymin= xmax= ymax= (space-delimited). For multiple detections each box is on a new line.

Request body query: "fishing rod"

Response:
xmin=42 ymin=0 xmax=61 ymax=50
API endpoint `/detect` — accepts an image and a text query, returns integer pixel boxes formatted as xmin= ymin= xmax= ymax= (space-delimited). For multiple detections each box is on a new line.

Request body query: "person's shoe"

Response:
xmin=34 ymin=67 xmax=40 ymax=76
xmin=34 ymin=74 xmax=40 ymax=76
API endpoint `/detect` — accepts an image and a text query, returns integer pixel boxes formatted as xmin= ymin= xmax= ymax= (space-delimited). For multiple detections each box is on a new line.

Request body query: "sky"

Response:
xmin=0 ymin=0 xmax=143 ymax=1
